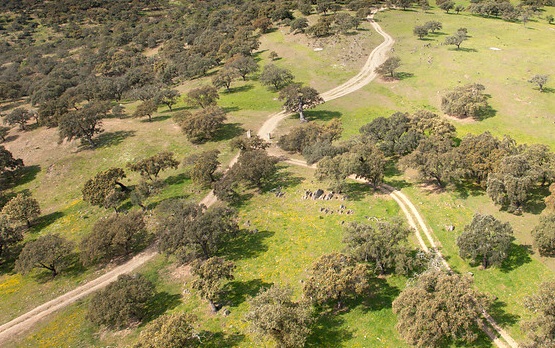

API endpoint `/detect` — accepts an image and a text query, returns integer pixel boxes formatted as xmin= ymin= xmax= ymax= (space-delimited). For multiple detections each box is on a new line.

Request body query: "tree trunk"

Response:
xmin=208 ymin=299 xmax=218 ymax=313
xmin=148 ymin=114 xmax=152 ymax=122
xmin=482 ymin=255 xmax=488 ymax=269
xmin=115 ymin=181 xmax=129 ymax=192
xmin=86 ymin=136 xmax=96 ymax=148
xmin=26 ymin=219 xmax=32 ymax=228
xmin=298 ymin=100 xmax=306 ymax=122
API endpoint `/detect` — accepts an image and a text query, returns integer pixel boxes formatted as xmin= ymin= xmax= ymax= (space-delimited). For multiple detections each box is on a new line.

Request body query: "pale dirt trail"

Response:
xmin=0 ymin=9 xmax=518 ymax=348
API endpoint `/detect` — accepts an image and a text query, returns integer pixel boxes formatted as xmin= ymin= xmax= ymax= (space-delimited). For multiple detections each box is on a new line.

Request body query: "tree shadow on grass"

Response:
xmin=33 ymin=253 xmax=85 ymax=283
xmin=198 ymin=331 xmax=245 ymax=347
xmin=31 ymin=211 xmax=64 ymax=232
xmin=165 ymin=173 xmax=189 ymax=186
xmin=453 ymin=181 xmax=486 ymax=199
xmin=143 ymin=291 xmax=182 ymax=323
xmin=11 ymin=164 xmax=40 ymax=187
xmin=140 ymin=115 xmax=171 ymax=123
xmin=489 ymin=300 xmax=520 ymax=327
xmin=475 ymin=104 xmax=496 ymax=121
xmin=540 ymin=87 xmax=555 ymax=94
xmin=396 ymin=72 xmax=414 ymax=80
xmin=226 ymin=84 xmax=254 ymax=94
xmin=306 ymin=312 xmax=353 ymax=347
xmin=523 ymin=185 xmax=549 ymax=214
xmin=304 ymin=110 xmax=342 ymax=122
xmin=0 ymin=242 xmax=23 ymax=274
xmin=221 ymin=229 xmax=274 ymax=261
xmin=222 ymin=278 xmax=272 ymax=308
xmin=93 ymin=130 xmax=136 ymax=149
xmin=213 ymin=123 xmax=244 ymax=142
xmin=360 ymin=277 xmax=401 ymax=313
xmin=2 ymin=134 xmax=19 ymax=143
xmin=260 ymin=167 xmax=303 ymax=193
xmin=500 ymin=244 xmax=532 ymax=273
xmin=449 ymin=47 xmax=478 ymax=52
xmin=223 ymin=106 xmax=240 ymax=113
xmin=342 ymin=181 xmax=374 ymax=201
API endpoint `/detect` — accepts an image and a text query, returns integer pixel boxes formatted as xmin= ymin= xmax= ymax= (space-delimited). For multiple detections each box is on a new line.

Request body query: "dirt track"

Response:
xmin=0 ymin=9 xmax=518 ymax=348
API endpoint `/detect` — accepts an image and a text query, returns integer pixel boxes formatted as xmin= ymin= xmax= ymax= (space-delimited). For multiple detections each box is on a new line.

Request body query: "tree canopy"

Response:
xmin=127 ymin=151 xmax=179 ymax=181
xmin=246 ymin=285 xmax=314 ymax=348
xmin=456 ymin=213 xmax=513 ymax=268
xmin=134 ymin=313 xmax=198 ymax=348
xmin=393 ymin=270 xmax=490 ymax=348
xmin=185 ymin=86 xmax=219 ymax=109
xmin=303 ymin=252 xmax=370 ymax=308
xmin=375 ymin=56 xmax=401 ymax=78
xmin=260 ymin=64 xmax=294 ymax=90
xmin=531 ymin=214 xmax=555 ymax=257
xmin=174 ymin=106 xmax=227 ymax=144
xmin=87 ymin=274 xmax=155 ymax=329
xmin=0 ymin=214 xmax=22 ymax=260
xmin=279 ymin=83 xmax=324 ymax=121
xmin=82 ymin=167 xmax=128 ymax=211
xmin=2 ymin=193 xmax=41 ymax=228
xmin=15 ymin=234 xmax=74 ymax=277
xmin=183 ymin=150 xmax=221 ymax=188
xmin=441 ymin=83 xmax=489 ymax=119
xmin=58 ymin=101 xmax=110 ymax=147
xmin=191 ymin=256 xmax=235 ymax=312
xmin=156 ymin=201 xmax=238 ymax=262
xmin=523 ymin=281 xmax=555 ymax=348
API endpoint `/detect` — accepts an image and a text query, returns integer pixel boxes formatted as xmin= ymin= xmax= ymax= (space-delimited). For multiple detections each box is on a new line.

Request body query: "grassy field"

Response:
xmin=11 ymin=165 xmax=409 ymax=347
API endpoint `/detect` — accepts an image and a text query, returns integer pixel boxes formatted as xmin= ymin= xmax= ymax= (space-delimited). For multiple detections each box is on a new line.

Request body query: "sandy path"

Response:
xmin=0 ymin=9 xmax=518 ymax=348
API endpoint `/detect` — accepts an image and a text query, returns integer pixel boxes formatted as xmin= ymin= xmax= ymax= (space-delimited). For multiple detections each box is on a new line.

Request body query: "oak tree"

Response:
xmin=2 ymin=193 xmax=41 ymax=228
xmin=134 ymin=313 xmax=198 ymax=348
xmin=375 ymin=56 xmax=401 ymax=78
xmin=246 ymin=285 xmax=314 ymax=348
xmin=82 ymin=168 xmax=128 ymax=211
xmin=15 ymin=234 xmax=74 ymax=277
xmin=260 ymin=64 xmax=294 ymax=90
xmin=393 ymin=270 xmax=490 ymax=347
xmin=175 ymin=106 xmax=227 ymax=144
xmin=127 ymin=151 xmax=179 ymax=181
xmin=0 ymin=214 xmax=22 ymax=260
xmin=183 ymin=150 xmax=220 ymax=188
xmin=191 ymin=256 xmax=235 ymax=312
xmin=456 ymin=213 xmax=513 ymax=268
xmin=531 ymin=215 xmax=555 ymax=257
xmin=185 ymin=86 xmax=219 ymax=109
xmin=279 ymin=83 xmax=324 ymax=121
xmin=523 ymin=281 xmax=555 ymax=348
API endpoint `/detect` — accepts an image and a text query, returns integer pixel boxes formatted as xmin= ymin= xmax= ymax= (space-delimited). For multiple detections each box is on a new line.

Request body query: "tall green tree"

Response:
xmin=393 ymin=270 xmax=490 ymax=348
xmin=2 ymin=193 xmax=41 ymax=228
xmin=134 ymin=313 xmax=198 ymax=348
xmin=441 ymin=83 xmax=488 ymax=119
xmin=4 ymin=107 xmax=34 ymax=131
xmin=127 ymin=152 xmax=179 ymax=181
xmin=87 ymin=274 xmax=155 ymax=329
xmin=523 ymin=281 xmax=555 ymax=348
xmin=80 ymin=212 xmax=147 ymax=266
xmin=133 ymin=99 xmax=157 ymax=122
xmin=246 ymin=285 xmax=314 ymax=348
xmin=531 ymin=215 xmax=555 ymax=257
xmin=260 ymin=64 xmax=294 ymax=90
xmin=0 ymin=214 xmax=22 ymax=260
xmin=15 ymin=234 xmax=74 ymax=277
xmin=486 ymin=154 xmax=537 ymax=212
xmin=191 ymin=256 xmax=235 ymax=312
xmin=225 ymin=54 xmax=258 ymax=80
xmin=174 ymin=106 xmax=227 ymax=144
xmin=444 ymin=28 xmax=469 ymax=49
xmin=528 ymin=74 xmax=548 ymax=92
xmin=58 ymin=101 xmax=110 ymax=147
xmin=185 ymin=86 xmax=219 ymax=109
xmin=343 ymin=219 xmax=412 ymax=275
xmin=183 ymin=150 xmax=220 ymax=188
xmin=456 ymin=213 xmax=513 ymax=268
xmin=156 ymin=201 xmax=238 ymax=262
xmin=303 ymin=253 xmax=370 ymax=308
xmin=279 ymin=83 xmax=324 ymax=122
xmin=375 ymin=56 xmax=401 ymax=78
xmin=82 ymin=168 xmax=128 ymax=211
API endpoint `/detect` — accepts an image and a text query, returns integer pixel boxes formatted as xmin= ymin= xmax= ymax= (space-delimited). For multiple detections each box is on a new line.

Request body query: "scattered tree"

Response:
xmin=529 ymin=74 xmax=549 ymax=92
xmin=230 ymin=135 xmax=270 ymax=152
xmin=80 ymin=212 xmax=147 ymax=266
xmin=375 ymin=56 xmax=401 ymax=78
xmin=2 ymin=193 xmax=41 ymax=228
xmin=269 ymin=51 xmax=279 ymax=60
xmin=225 ymin=54 xmax=258 ymax=80
xmin=156 ymin=201 xmax=238 ymax=262
xmin=457 ymin=213 xmax=513 ymax=268
xmin=212 ymin=68 xmax=239 ymax=91
xmin=183 ymin=150 xmax=221 ymax=188
xmin=58 ymin=101 xmax=110 ymax=147
xmin=191 ymin=256 xmax=235 ymax=312
xmin=523 ymin=281 xmax=555 ymax=348
xmin=441 ymin=83 xmax=489 ymax=119
xmin=278 ymin=119 xmax=342 ymax=153
xmin=228 ymin=149 xmax=279 ymax=188
xmin=531 ymin=215 xmax=555 ymax=257
xmin=307 ymin=16 xmax=334 ymax=37
xmin=0 ymin=126 xmax=10 ymax=142
xmin=547 ymin=14 xmax=554 ymax=24
xmin=260 ymin=64 xmax=294 ymax=90
xmin=87 ymin=274 xmax=155 ymax=329
xmin=334 ymin=13 xmax=359 ymax=34
xmin=303 ymin=253 xmax=370 ymax=308
xmin=4 ymin=108 xmax=34 ymax=131
xmin=133 ymin=99 xmax=157 ymax=122
xmin=0 ymin=215 xmax=22 ymax=260
xmin=279 ymin=83 xmax=324 ymax=122
xmin=424 ymin=21 xmax=442 ymax=33
xmin=185 ymin=86 xmax=219 ymax=109
xmin=290 ymin=17 xmax=309 ymax=33
xmin=413 ymin=25 xmax=429 ymax=39
xmin=0 ymin=145 xmax=24 ymax=176
xmin=82 ymin=168 xmax=128 ymax=211
xmin=157 ymin=88 xmax=180 ymax=111
xmin=15 ymin=234 xmax=74 ymax=277
xmin=454 ymin=4 xmax=465 ymax=13
xmin=134 ymin=313 xmax=198 ymax=348
xmin=393 ymin=270 xmax=491 ymax=347
xmin=174 ymin=106 xmax=227 ymax=144
xmin=246 ymin=285 xmax=314 ymax=348
xmin=439 ymin=0 xmax=455 ymax=13
xmin=486 ymin=154 xmax=537 ymax=212
xmin=343 ymin=219 xmax=413 ymax=275
xmin=444 ymin=28 xmax=468 ymax=49
xmin=127 ymin=152 xmax=179 ymax=181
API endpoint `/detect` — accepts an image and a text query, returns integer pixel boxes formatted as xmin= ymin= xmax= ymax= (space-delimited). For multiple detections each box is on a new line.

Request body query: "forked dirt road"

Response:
xmin=0 ymin=10 xmax=518 ymax=348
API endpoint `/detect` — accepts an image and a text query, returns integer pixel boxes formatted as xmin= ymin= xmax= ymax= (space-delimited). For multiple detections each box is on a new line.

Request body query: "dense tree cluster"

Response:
xmin=523 ymin=281 xmax=555 ymax=347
